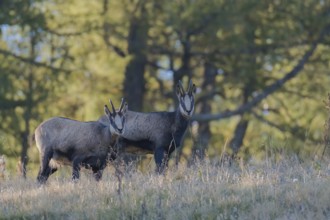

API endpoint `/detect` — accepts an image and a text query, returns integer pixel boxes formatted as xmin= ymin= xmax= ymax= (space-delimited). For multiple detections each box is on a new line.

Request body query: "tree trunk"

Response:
xmin=191 ymin=62 xmax=217 ymax=162
xmin=229 ymin=117 xmax=249 ymax=154
xmin=19 ymin=31 xmax=35 ymax=178
xmin=20 ymin=130 xmax=29 ymax=178
xmin=124 ymin=56 xmax=146 ymax=111
xmin=123 ymin=5 xmax=148 ymax=111
xmin=322 ymin=93 xmax=330 ymax=158
xmin=19 ymin=70 xmax=33 ymax=178
xmin=228 ymin=73 xmax=254 ymax=155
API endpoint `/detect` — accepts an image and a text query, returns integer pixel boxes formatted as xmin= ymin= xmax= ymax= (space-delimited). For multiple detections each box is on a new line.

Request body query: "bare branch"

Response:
xmin=146 ymin=60 xmax=167 ymax=70
xmin=192 ymin=25 xmax=330 ymax=122
xmin=281 ymin=87 xmax=320 ymax=101
xmin=252 ymin=111 xmax=319 ymax=144
xmin=102 ymin=22 xmax=126 ymax=57
xmin=251 ymin=111 xmax=286 ymax=132
xmin=187 ymin=11 xmax=221 ymax=37
xmin=44 ymin=27 xmax=98 ymax=37
xmin=0 ymin=48 xmax=73 ymax=73
xmin=0 ymin=99 xmax=26 ymax=110
xmin=195 ymin=90 xmax=223 ymax=105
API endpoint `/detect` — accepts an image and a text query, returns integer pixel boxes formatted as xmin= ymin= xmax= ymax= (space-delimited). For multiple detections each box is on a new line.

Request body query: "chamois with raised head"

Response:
xmin=35 ymin=99 xmax=127 ymax=184
xmin=100 ymin=80 xmax=196 ymax=173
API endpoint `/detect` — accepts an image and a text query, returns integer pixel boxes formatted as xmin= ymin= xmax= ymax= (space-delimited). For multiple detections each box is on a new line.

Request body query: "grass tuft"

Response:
xmin=0 ymin=158 xmax=329 ymax=219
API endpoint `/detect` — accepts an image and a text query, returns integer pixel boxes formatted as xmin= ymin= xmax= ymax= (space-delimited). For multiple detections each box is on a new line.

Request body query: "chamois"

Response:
xmin=35 ymin=99 xmax=127 ymax=184
xmin=100 ymin=80 xmax=196 ymax=173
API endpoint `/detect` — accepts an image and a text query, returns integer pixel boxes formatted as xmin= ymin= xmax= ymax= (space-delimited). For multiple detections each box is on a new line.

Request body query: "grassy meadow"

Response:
xmin=0 ymin=157 xmax=329 ymax=220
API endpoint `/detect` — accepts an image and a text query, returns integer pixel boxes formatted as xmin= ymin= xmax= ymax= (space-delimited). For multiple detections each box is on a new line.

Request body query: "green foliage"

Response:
xmin=0 ymin=0 xmax=330 ymax=174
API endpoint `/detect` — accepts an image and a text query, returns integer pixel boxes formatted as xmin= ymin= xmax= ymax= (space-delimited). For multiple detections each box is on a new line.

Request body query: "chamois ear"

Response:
xmin=118 ymin=98 xmax=125 ymax=113
xmin=187 ymin=80 xmax=196 ymax=95
xmin=192 ymin=84 xmax=196 ymax=94
xmin=122 ymin=102 xmax=128 ymax=114
xmin=104 ymin=105 xmax=112 ymax=117
xmin=189 ymin=83 xmax=196 ymax=95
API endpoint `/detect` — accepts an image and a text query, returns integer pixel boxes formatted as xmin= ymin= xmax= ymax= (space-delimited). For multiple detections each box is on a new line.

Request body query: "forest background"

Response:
xmin=0 ymin=0 xmax=329 ymax=177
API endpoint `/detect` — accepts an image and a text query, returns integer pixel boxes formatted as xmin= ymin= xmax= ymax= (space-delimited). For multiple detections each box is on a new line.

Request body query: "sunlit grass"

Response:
xmin=0 ymin=158 xmax=329 ymax=219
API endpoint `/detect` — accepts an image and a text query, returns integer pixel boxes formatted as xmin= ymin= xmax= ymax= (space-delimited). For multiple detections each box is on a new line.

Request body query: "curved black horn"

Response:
xmin=109 ymin=99 xmax=116 ymax=114
xmin=178 ymin=80 xmax=185 ymax=94
xmin=104 ymin=104 xmax=111 ymax=116
xmin=119 ymin=98 xmax=125 ymax=112
xmin=104 ymin=105 xmax=109 ymax=112
xmin=187 ymin=79 xmax=193 ymax=93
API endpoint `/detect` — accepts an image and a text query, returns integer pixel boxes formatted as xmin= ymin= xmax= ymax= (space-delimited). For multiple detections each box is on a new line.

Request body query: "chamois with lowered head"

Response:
xmin=35 ymin=99 xmax=127 ymax=184
xmin=100 ymin=80 xmax=196 ymax=173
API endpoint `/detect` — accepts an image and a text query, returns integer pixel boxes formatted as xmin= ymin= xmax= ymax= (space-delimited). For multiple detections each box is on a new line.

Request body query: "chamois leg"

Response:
xmin=154 ymin=147 xmax=168 ymax=174
xmin=92 ymin=168 xmax=103 ymax=181
xmin=37 ymin=149 xmax=54 ymax=184
xmin=72 ymin=157 xmax=82 ymax=182
xmin=108 ymin=148 xmax=118 ymax=162
xmin=91 ymin=156 xmax=106 ymax=181
xmin=51 ymin=167 xmax=58 ymax=174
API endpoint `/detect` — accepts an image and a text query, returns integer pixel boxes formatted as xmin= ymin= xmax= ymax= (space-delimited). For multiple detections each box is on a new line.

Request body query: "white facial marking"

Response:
xmin=183 ymin=95 xmax=192 ymax=111
xmin=109 ymin=123 xmax=116 ymax=134
xmin=114 ymin=115 xmax=123 ymax=129
xmin=179 ymin=104 xmax=187 ymax=116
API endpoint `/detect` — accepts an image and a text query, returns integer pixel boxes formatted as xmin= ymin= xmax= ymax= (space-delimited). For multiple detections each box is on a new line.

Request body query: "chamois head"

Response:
xmin=176 ymin=79 xmax=196 ymax=118
xmin=104 ymin=98 xmax=128 ymax=135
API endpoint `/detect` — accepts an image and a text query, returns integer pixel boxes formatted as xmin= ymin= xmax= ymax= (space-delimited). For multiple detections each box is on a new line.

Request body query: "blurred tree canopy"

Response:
xmin=0 ymin=0 xmax=330 ymax=176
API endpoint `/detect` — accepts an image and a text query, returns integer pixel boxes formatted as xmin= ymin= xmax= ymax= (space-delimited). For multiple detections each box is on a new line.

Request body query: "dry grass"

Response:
xmin=0 ymin=158 xmax=329 ymax=220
